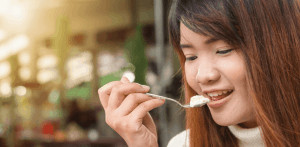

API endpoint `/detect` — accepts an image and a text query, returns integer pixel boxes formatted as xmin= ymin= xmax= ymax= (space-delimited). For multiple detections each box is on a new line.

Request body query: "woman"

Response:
xmin=98 ymin=0 xmax=300 ymax=146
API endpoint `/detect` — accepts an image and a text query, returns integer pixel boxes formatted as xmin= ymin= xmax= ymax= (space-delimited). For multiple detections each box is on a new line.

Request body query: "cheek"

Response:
xmin=221 ymin=55 xmax=247 ymax=84
xmin=184 ymin=64 xmax=199 ymax=91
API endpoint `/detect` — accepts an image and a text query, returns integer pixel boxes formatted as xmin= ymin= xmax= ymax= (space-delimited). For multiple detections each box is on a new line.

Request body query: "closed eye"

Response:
xmin=186 ymin=56 xmax=198 ymax=61
xmin=216 ymin=49 xmax=234 ymax=54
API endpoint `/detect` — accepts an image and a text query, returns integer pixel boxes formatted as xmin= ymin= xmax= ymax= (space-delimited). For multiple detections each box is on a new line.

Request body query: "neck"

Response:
xmin=238 ymin=120 xmax=258 ymax=128
xmin=228 ymin=125 xmax=264 ymax=147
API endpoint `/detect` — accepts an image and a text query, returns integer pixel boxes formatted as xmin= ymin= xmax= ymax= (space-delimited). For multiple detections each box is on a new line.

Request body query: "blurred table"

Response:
xmin=18 ymin=137 xmax=127 ymax=147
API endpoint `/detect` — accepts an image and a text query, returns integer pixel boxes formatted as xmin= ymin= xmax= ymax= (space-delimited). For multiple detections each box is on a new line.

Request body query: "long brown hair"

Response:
xmin=168 ymin=0 xmax=300 ymax=146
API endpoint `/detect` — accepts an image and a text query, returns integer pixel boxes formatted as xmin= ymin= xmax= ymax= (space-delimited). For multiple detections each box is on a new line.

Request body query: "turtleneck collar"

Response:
xmin=228 ymin=125 xmax=264 ymax=147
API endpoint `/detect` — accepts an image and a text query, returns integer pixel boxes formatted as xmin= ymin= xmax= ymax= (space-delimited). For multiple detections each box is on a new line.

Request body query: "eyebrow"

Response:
xmin=180 ymin=44 xmax=193 ymax=49
xmin=205 ymin=38 xmax=220 ymax=44
xmin=180 ymin=37 xmax=220 ymax=49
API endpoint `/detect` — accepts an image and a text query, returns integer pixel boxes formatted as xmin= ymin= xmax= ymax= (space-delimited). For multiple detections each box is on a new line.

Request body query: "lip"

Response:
xmin=206 ymin=90 xmax=233 ymax=108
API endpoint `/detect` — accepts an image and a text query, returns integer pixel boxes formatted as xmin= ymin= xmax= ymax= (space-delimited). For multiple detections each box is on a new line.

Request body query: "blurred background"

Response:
xmin=0 ymin=0 xmax=185 ymax=146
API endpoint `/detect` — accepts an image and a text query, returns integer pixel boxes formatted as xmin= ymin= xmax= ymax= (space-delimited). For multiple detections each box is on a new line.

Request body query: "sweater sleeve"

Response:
xmin=167 ymin=130 xmax=190 ymax=147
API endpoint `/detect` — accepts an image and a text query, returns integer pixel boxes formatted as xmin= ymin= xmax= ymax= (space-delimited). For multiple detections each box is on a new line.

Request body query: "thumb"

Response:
xmin=121 ymin=76 xmax=130 ymax=83
xmin=121 ymin=71 xmax=135 ymax=83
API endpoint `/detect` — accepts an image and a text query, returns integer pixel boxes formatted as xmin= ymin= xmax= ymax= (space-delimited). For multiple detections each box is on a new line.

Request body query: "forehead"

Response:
xmin=180 ymin=22 xmax=203 ymax=42
xmin=180 ymin=22 xmax=219 ymax=47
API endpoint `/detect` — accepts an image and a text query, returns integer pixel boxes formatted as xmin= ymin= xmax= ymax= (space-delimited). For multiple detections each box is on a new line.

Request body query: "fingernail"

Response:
xmin=141 ymin=85 xmax=150 ymax=90
xmin=159 ymin=98 xmax=165 ymax=102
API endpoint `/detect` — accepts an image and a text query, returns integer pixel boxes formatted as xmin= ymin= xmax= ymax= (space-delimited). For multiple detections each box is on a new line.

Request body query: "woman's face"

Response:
xmin=180 ymin=23 xmax=256 ymax=128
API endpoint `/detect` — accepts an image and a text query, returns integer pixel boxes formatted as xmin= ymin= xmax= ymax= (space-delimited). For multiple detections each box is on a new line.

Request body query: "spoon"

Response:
xmin=121 ymin=72 xmax=210 ymax=108
xmin=146 ymin=93 xmax=210 ymax=108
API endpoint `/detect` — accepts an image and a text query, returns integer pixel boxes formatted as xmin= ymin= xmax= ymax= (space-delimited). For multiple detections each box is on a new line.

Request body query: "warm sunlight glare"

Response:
xmin=0 ymin=35 xmax=29 ymax=61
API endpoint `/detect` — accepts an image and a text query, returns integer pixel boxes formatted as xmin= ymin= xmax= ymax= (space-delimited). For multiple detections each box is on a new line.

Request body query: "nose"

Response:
xmin=196 ymin=64 xmax=221 ymax=84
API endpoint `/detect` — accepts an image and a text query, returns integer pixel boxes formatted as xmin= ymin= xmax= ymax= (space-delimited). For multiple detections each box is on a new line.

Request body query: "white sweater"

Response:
xmin=167 ymin=125 xmax=264 ymax=147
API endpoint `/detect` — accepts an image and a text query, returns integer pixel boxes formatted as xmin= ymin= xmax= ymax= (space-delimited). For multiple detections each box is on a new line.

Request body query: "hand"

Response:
xmin=98 ymin=76 xmax=165 ymax=147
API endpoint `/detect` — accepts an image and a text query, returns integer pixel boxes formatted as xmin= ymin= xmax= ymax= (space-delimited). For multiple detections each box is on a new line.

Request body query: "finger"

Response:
xmin=108 ymin=83 xmax=150 ymax=110
xmin=129 ymin=99 xmax=165 ymax=121
xmin=98 ymin=81 xmax=123 ymax=109
xmin=143 ymin=113 xmax=157 ymax=136
xmin=121 ymin=76 xmax=130 ymax=83
xmin=115 ymin=93 xmax=153 ymax=115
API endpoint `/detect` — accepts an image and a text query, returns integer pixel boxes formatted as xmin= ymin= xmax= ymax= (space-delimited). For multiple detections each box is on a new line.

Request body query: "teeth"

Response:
xmin=217 ymin=91 xmax=223 ymax=95
xmin=207 ymin=93 xmax=217 ymax=97
xmin=207 ymin=90 xmax=231 ymax=97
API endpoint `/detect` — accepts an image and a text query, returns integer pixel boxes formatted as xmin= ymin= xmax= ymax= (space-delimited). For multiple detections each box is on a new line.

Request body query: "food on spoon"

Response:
xmin=190 ymin=95 xmax=210 ymax=107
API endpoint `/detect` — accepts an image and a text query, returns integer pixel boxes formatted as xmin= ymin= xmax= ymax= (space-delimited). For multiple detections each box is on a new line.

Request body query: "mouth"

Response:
xmin=205 ymin=90 xmax=233 ymax=101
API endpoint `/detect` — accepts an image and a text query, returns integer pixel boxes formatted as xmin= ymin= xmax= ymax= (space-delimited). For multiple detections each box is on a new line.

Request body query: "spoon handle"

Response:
xmin=146 ymin=93 xmax=188 ymax=108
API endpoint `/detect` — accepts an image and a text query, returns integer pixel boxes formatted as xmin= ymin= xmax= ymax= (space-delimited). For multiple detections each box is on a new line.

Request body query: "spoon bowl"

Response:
xmin=146 ymin=93 xmax=210 ymax=108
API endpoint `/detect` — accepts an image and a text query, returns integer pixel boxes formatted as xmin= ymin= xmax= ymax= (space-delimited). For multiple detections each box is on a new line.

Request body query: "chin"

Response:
xmin=214 ymin=120 xmax=235 ymax=126
xmin=212 ymin=116 xmax=256 ymax=128
xmin=211 ymin=115 xmax=238 ymax=126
